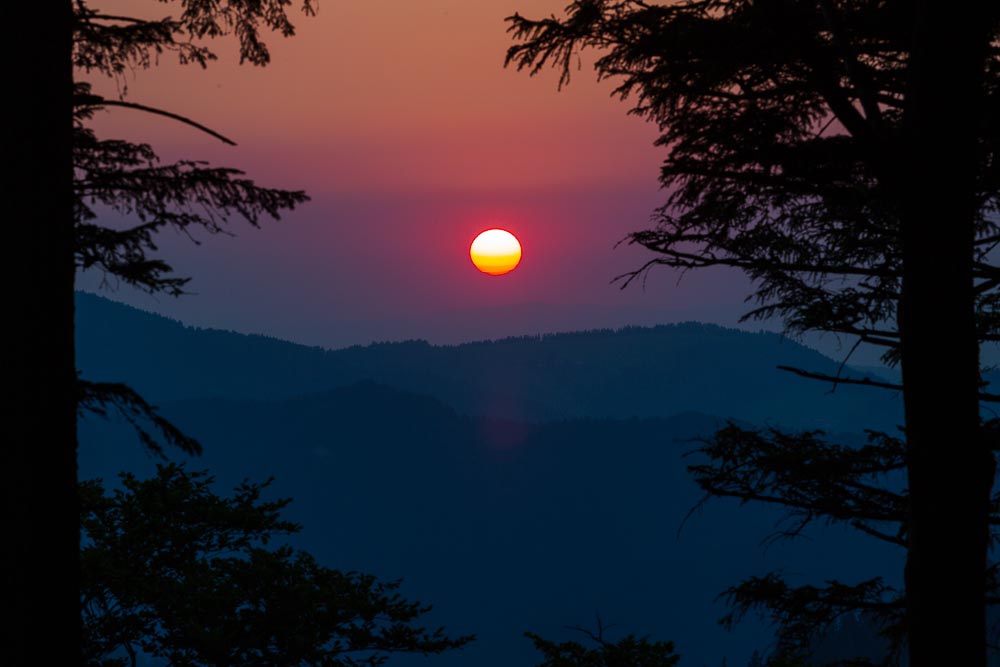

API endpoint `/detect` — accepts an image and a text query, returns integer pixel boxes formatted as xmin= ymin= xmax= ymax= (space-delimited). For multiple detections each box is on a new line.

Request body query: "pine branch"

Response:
xmin=75 ymin=95 xmax=236 ymax=145
xmin=777 ymin=365 xmax=902 ymax=391
xmin=78 ymin=380 xmax=201 ymax=457
xmin=778 ymin=365 xmax=1000 ymax=402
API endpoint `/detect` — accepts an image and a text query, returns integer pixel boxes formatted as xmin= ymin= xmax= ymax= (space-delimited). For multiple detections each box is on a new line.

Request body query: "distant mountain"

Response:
xmin=76 ymin=292 xmax=901 ymax=432
xmin=78 ymin=381 xmax=902 ymax=667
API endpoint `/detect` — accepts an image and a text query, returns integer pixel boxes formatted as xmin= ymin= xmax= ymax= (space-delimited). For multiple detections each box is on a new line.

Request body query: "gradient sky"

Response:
xmin=79 ymin=0 xmax=759 ymax=349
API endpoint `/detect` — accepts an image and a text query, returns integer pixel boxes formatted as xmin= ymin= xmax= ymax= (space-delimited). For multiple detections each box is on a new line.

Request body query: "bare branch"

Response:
xmin=75 ymin=95 xmax=236 ymax=146
xmin=777 ymin=365 xmax=902 ymax=391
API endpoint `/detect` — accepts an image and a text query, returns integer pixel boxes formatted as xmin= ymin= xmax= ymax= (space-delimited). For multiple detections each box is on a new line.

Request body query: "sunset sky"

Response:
xmin=78 ymin=0 xmax=754 ymax=348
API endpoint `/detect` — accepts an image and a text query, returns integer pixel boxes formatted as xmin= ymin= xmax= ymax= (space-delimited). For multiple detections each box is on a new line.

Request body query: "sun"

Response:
xmin=470 ymin=229 xmax=522 ymax=276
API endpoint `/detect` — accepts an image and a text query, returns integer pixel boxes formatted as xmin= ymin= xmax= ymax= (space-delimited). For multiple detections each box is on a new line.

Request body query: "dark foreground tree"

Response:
xmin=82 ymin=464 xmax=472 ymax=666
xmin=685 ymin=422 xmax=1000 ymax=666
xmin=8 ymin=1 xmax=314 ymax=662
xmin=506 ymin=1 xmax=1000 ymax=665
xmin=8 ymin=3 xmax=76 ymax=665
xmin=690 ymin=426 xmax=908 ymax=664
xmin=525 ymin=622 xmax=680 ymax=667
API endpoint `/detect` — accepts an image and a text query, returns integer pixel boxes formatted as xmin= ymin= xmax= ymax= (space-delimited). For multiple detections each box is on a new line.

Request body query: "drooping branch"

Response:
xmin=618 ymin=238 xmax=898 ymax=281
xmin=74 ymin=94 xmax=236 ymax=145
xmin=719 ymin=572 xmax=903 ymax=663
xmin=777 ymin=365 xmax=1000 ymax=402
xmin=75 ymin=221 xmax=190 ymax=296
xmin=688 ymin=425 xmax=908 ymax=547
xmin=73 ymin=124 xmax=308 ymax=294
xmin=776 ymin=365 xmax=903 ymax=392
xmin=78 ymin=380 xmax=201 ymax=458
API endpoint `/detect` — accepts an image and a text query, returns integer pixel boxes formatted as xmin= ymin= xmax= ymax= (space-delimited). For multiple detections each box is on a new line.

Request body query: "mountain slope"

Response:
xmin=78 ymin=381 xmax=901 ymax=667
xmin=76 ymin=292 xmax=900 ymax=431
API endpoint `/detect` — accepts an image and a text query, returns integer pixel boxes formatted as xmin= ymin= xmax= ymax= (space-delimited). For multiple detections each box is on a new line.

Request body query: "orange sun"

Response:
xmin=470 ymin=229 xmax=522 ymax=276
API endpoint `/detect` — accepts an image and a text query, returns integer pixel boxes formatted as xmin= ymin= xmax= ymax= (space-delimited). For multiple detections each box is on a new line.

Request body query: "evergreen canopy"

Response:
xmin=82 ymin=465 xmax=472 ymax=667
xmin=507 ymin=0 xmax=1000 ymax=364
xmin=72 ymin=0 xmax=315 ymax=298
xmin=507 ymin=2 xmax=1000 ymax=664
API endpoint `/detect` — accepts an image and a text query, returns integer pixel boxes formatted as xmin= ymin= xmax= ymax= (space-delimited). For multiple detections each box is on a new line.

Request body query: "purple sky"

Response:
xmin=76 ymin=1 xmax=783 ymax=351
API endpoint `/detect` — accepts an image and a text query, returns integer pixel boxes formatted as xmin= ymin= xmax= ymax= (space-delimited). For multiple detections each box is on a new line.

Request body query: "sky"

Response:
xmin=78 ymin=0 xmax=762 ymax=350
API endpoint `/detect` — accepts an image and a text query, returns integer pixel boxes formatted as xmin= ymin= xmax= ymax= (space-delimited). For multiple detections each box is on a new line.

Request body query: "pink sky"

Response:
xmin=79 ymin=0 xmax=753 ymax=347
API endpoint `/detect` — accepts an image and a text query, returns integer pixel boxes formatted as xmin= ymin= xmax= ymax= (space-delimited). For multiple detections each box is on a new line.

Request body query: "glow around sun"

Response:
xmin=470 ymin=229 xmax=522 ymax=276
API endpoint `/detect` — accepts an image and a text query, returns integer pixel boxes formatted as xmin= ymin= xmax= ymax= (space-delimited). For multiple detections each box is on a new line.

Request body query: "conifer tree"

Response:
xmin=506 ymin=2 xmax=1000 ymax=664
xmin=9 ymin=2 xmax=315 ymax=662
xmin=81 ymin=465 xmax=472 ymax=666
xmin=525 ymin=621 xmax=680 ymax=667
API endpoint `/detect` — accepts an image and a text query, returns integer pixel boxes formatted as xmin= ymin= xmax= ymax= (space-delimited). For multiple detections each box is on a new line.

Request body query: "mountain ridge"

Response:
xmin=76 ymin=291 xmax=901 ymax=432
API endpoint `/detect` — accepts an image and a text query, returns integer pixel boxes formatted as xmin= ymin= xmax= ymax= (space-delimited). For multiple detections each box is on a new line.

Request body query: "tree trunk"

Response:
xmin=3 ymin=1 xmax=79 ymax=663
xmin=900 ymin=4 xmax=994 ymax=666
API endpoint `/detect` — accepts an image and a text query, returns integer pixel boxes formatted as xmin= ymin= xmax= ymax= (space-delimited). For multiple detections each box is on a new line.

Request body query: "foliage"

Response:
xmin=506 ymin=0 xmax=1000 ymax=365
xmin=78 ymin=380 xmax=202 ymax=457
xmin=690 ymin=426 xmax=908 ymax=549
xmin=73 ymin=0 xmax=314 ymax=298
xmin=74 ymin=0 xmax=317 ymax=75
xmin=81 ymin=464 xmax=473 ymax=666
xmin=525 ymin=623 xmax=680 ymax=667
xmin=73 ymin=92 xmax=308 ymax=297
xmin=72 ymin=11 xmax=475 ymax=651
xmin=72 ymin=0 xmax=315 ymax=453
xmin=506 ymin=1 xmax=1000 ymax=663
xmin=685 ymin=419 xmax=1000 ymax=663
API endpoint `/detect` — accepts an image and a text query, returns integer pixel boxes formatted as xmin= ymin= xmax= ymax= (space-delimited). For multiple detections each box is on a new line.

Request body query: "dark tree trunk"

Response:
xmin=900 ymin=4 xmax=994 ymax=666
xmin=3 ymin=1 xmax=79 ymax=663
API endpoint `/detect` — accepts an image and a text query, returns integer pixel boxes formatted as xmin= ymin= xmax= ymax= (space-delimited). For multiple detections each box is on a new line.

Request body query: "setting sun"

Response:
xmin=470 ymin=229 xmax=522 ymax=276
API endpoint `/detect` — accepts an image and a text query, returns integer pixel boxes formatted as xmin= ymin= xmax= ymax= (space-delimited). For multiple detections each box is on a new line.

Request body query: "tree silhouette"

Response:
xmin=525 ymin=620 xmax=680 ymax=667
xmin=82 ymin=464 xmax=472 ymax=667
xmin=9 ymin=3 xmax=77 ymax=664
xmin=9 ymin=1 xmax=314 ymax=662
xmin=685 ymin=426 xmax=909 ymax=665
xmin=505 ymin=2 xmax=999 ymax=665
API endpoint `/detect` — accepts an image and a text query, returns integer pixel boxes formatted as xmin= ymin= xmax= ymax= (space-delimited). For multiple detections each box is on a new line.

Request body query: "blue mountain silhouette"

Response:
xmin=76 ymin=293 xmax=905 ymax=666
